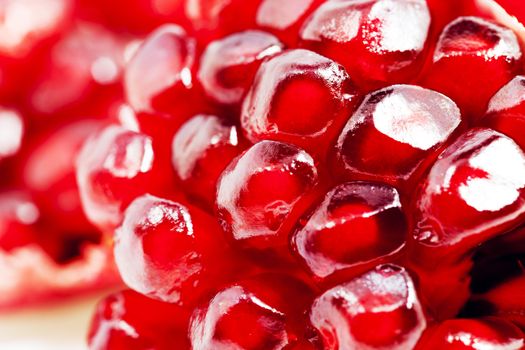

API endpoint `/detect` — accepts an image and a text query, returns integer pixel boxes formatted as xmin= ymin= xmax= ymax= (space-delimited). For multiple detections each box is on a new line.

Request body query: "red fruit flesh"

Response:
xmin=423 ymin=16 xmax=522 ymax=119
xmin=334 ymin=84 xmax=462 ymax=185
xmin=300 ymin=0 xmax=431 ymax=90
xmin=114 ymin=194 xmax=230 ymax=306
xmin=198 ymin=30 xmax=283 ymax=106
xmin=216 ymin=140 xmax=318 ymax=254
xmin=310 ymin=264 xmax=426 ymax=350
xmin=241 ymin=49 xmax=356 ymax=153
xmin=172 ymin=114 xmax=248 ymax=209
xmin=0 ymin=108 xmax=23 ymax=162
xmin=292 ymin=182 xmax=407 ymax=279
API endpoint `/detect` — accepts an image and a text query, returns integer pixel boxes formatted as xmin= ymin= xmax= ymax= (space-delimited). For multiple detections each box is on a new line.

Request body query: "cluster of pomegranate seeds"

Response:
xmin=3 ymin=0 xmax=525 ymax=349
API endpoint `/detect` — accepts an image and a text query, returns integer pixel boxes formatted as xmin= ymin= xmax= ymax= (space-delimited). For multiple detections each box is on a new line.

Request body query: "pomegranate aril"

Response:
xmin=124 ymin=24 xmax=200 ymax=118
xmin=412 ymin=128 xmax=525 ymax=252
xmin=300 ymin=0 xmax=431 ymax=90
xmin=21 ymin=120 xmax=101 ymax=235
xmin=172 ymin=114 xmax=248 ymax=209
xmin=256 ymin=0 xmax=324 ymax=46
xmin=416 ymin=318 xmax=524 ymax=350
xmin=241 ymin=49 xmax=356 ymax=153
xmin=310 ymin=264 xmax=426 ymax=350
xmin=114 ymin=194 xmax=230 ymax=306
xmin=88 ymin=289 xmax=191 ymax=350
xmin=409 ymin=128 xmax=525 ymax=319
xmin=76 ymin=125 xmax=175 ymax=232
xmin=198 ymin=30 xmax=284 ymax=106
xmin=217 ymin=140 xmax=318 ymax=254
xmin=334 ymin=84 xmax=461 ymax=186
xmin=423 ymin=16 xmax=522 ymax=119
xmin=292 ymin=182 xmax=406 ymax=280
xmin=190 ymin=274 xmax=314 ymax=350
xmin=484 ymin=75 xmax=525 ymax=150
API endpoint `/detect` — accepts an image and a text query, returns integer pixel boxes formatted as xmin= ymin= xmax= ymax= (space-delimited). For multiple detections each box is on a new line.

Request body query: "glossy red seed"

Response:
xmin=409 ymin=128 xmax=525 ymax=319
xmin=423 ymin=16 xmax=522 ymax=119
xmin=241 ymin=49 xmax=355 ymax=153
xmin=76 ymin=125 xmax=174 ymax=232
xmin=198 ymin=30 xmax=283 ymax=105
xmin=190 ymin=274 xmax=314 ymax=350
xmin=300 ymin=0 xmax=431 ymax=90
xmin=334 ymin=84 xmax=461 ymax=185
xmin=292 ymin=182 xmax=406 ymax=279
xmin=216 ymin=140 xmax=318 ymax=253
xmin=172 ymin=114 xmax=248 ymax=209
xmin=256 ymin=0 xmax=324 ymax=46
xmin=88 ymin=290 xmax=191 ymax=350
xmin=484 ymin=75 xmax=525 ymax=150
xmin=310 ymin=264 xmax=426 ymax=350
xmin=124 ymin=24 xmax=198 ymax=118
xmin=413 ymin=128 xmax=525 ymax=251
xmin=416 ymin=318 xmax=524 ymax=350
xmin=22 ymin=120 xmax=101 ymax=235
xmin=114 ymin=194 xmax=229 ymax=305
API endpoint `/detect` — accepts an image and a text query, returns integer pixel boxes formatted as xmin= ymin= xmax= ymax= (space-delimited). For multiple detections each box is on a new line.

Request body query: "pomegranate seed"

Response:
xmin=300 ymin=0 xmax=431 ymax=90
xmin=310 ymin=264 xmax=426 ymax=350
xmin=124 ymin=24 xmax=199 ymax=118
xmin=241 ymin=49 xmax=356 ymax=153
xmin=88 ymin=290 xmax=191 ymax=350
xmin=423 ymin=16 xmax=522 ymax=119
xmin=410 ymin=128 xmax=525 ymax=319
xmin=171 ymin=114 xmax=248 ymax=209
xmin=217 ymin=140 xmax=318 ymax=254
xmin=76 ymin=125 xmax=175 ymax=232
xmin=416 ymin=318 xmax=524 ymax=350
xmin=292 ymin=182 xmax=406 ymax=279
xmin=114 ymin=194 xmax=230 ymax=305
xmin=484 ymin=75 xmax=525 ymax=150
xmin=190 ymin=274 xmax=314 ymax=350
xmin=198 ymin=30 xmax=283 ymax=106
xmin=334 ymin=84 xmax=462 ymax=186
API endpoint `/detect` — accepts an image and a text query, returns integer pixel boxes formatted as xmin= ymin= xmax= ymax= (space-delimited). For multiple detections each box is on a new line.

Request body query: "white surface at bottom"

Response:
xmin=0 ymin=291 xmax=111 ymax=350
